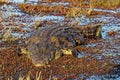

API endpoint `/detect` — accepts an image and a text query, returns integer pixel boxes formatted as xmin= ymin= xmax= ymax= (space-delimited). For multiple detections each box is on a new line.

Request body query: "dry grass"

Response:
xmin=0 ymin=43 xmax=118 ymax=80
xmin=87 ymin=0 xmax=96 ymax=15
xmin=95 ymin=0 xmax=120 ymax=9
xmin=65 ymin=7 xmax=82 ymax=18
xmin=7 ymin=71 xmax=58 ymax=80
xmin=0 ymin=1 xmax=119 ymax=80
xmin=18 ymin=3 xmax=69 ymax=15
xmin=7 ymin=72 xmax=42 ymax=80
xmin=88 ymin=0 xmax=120 ymax=14
xmin=18 ymin=0 xmax=120 ymax=17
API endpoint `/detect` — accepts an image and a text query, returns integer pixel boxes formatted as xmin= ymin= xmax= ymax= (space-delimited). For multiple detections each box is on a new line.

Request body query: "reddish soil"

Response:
xmin=0 ymin=1 xmax=120 ymax=80
xmin=0 ymin=31 xmax=120 ymax=79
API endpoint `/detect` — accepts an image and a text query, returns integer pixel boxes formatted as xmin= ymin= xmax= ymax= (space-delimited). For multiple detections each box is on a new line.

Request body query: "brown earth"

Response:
xmin=0 ymin=1 xmax=120 ymax=80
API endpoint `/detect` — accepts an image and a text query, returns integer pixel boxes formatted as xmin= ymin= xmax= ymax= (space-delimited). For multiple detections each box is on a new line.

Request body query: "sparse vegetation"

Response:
xmin=87 ymin=0 xmax=96 ymax=15
xmin=0 ymin=0 xmax=120 ymax=80
xmin=95 ymin=0 xmax=120 ymax=9
xmin=1 ymin=28 xmax=21 ymax=42
xmin=7 ymin=72 xmax=42 ymax=80
xmin=18 ymin=0 xmax=120 ymax=17
xmin=65 ymin=7 xmax=82 ymax=18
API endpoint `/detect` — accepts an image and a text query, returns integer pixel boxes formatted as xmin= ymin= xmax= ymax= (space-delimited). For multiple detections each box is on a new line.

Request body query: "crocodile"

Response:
xmin=19 ymin=23 xmax=102 ymax=67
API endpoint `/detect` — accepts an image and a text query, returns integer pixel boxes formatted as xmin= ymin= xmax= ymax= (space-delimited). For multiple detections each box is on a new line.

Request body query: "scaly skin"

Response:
xmin=22 ymin=23 xmax=102 ymax=67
